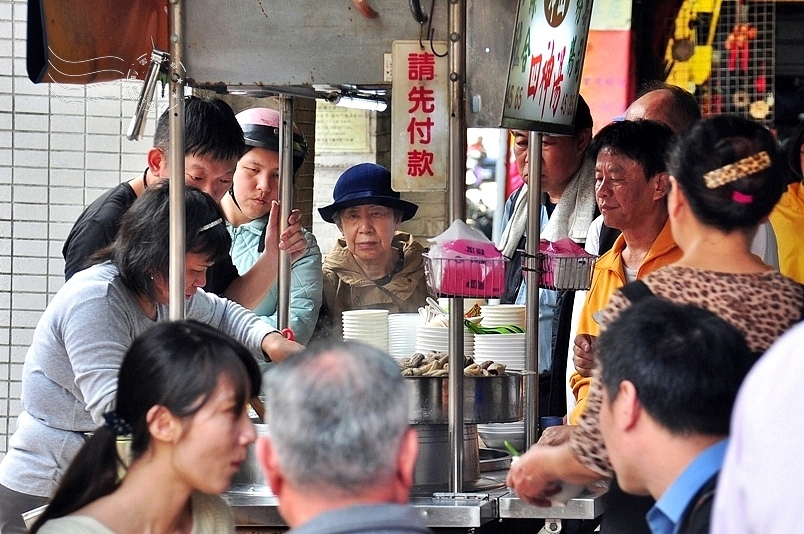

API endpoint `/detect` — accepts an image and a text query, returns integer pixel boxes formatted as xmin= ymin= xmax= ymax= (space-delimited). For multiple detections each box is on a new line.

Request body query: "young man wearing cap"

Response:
xmin=314 ymin=163 xmax=426 ymax=340
xmin=62 ymin=96 xmax=308 ymax=310
xmin=221 ymin=107 xmax=323 ymax=345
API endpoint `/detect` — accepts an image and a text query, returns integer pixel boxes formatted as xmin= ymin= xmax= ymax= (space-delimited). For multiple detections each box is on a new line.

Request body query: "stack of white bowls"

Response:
xmin=415 ymin=324 xmax=474 ymax=359
xmin=472 ymin=332 xmax=526 ymax=371
xmin=477 ymin=421 xmax=525 ymax=451
xmin=342 ymin=309 xmax=389 ymax=352
xmin=479 ymin=304 xmax=527 ymax=329
xmin=388 ymin=313 xmax=424 ymax=360
xmin=474 ymin=311 xmax=526 ymax=451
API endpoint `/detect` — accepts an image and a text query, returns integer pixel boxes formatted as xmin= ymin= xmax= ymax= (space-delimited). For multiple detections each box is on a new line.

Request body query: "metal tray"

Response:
xmin=479 ymin=447 xmax=512 ymax=472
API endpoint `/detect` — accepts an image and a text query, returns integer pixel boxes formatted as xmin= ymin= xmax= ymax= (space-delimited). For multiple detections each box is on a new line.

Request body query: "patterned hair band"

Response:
xmin=103 ymin=411 xmax=133 ymax=436
xmin=198 ymin=218 xmax=223 ymax=233
xmin=703 ymin=151 xmax=771 ymax=189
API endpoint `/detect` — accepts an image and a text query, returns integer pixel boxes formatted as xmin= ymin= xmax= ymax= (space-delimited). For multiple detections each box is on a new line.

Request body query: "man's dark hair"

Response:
xmin=588 ymin=119 xmax=675 ymax=179
xmin=153 ymin=96 xmax=245 ymax=163
xmin=786 ymin=121 xmax=804 ymax=179
xmin=573 ymin=94 xmax=594 ymax=134
xmin=94 ymin=182 xmax=231 ymax=301
xmin=636 ymin=81 xmax=701 ymax=132
xmin=598 ymin=297 xmax=754 ymax=436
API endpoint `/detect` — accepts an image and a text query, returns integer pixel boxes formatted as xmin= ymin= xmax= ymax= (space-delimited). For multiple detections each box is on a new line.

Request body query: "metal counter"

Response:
xmin=497 ymin=485 xmax=608 ymax=521
xmin=224 ymin=472 xmax=606 ymax=530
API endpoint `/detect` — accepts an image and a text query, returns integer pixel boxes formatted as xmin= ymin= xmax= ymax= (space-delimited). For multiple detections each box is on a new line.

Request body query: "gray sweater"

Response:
xmin=0 ymin=262 xmax=275 ymax=497
xmin=289 ymin=504 xmax=431 ymax=534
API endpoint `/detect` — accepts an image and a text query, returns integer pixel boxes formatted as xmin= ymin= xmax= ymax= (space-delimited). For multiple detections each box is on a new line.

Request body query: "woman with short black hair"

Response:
xmin=0 ymin=183 xmax=302 ymax=534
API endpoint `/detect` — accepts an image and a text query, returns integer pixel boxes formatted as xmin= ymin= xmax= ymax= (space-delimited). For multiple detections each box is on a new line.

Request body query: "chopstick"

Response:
xmin=249 ymin=396 xmax=266 ymax=423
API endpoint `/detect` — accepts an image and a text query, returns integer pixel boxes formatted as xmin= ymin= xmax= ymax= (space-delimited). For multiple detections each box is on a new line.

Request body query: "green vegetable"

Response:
xmin=503 ymin=440 xmax=521 ymax=457
xmin=464 ymin=320 xmax=525 ymax=335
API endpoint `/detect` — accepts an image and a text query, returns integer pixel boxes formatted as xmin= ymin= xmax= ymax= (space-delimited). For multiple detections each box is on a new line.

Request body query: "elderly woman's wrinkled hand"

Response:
xmin=505 ymin=445 xmax=562 ymax=507
xmin=573 ymin=334 xmax=596 ymax=378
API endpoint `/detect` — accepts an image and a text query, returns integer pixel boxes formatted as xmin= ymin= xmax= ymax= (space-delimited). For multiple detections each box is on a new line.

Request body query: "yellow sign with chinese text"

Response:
xmin=391 ymin=40 xmax=449 ymax=192
xmin=315 ymin=104 xmax=372 ymax=153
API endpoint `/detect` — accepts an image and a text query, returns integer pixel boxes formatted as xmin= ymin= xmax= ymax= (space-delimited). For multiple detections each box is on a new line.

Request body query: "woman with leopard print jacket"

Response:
xmin=507 ymin=116 xmax=804 ymax=530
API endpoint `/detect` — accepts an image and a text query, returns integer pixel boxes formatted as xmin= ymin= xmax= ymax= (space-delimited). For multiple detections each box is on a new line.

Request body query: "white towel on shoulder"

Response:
xmin=498 ymin=157 xmax=597 ymax=258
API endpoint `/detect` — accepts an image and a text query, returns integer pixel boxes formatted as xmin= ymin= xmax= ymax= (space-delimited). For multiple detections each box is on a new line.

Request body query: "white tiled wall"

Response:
xmin=0 ymin=0 xmax=447 ymax=461
xmin=0 ymin=0 xmax=156 ymax=457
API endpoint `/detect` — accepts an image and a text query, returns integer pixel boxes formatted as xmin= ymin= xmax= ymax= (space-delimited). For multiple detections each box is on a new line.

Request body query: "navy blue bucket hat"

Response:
xmin=318 ymin=163 xmax=419 ymax=223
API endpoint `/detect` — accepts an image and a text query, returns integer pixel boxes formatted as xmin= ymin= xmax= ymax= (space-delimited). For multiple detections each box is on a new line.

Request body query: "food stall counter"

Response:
xmin=224 ymin=470 xmax=606 ymax=530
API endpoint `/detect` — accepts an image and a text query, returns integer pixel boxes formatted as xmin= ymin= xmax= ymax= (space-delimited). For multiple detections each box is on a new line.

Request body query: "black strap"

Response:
xmin=258 ymin=222 xmax=267 ymax=253
xmin=618 ymin=280 xmax=654 ymax=304
xmin=502 ymin=235 xmax=526 ymax=304
xmin=549 ymin=289 xmax=575 ymax=416
xmin=678 ymin=473 xmax=718 ymax=534
xmin=599 ymin=223 xmax=621 ymax=256
xmin=799 ymin=283 xmax=804 ymax=321
xmin=371 ymin=278 xmax=409 ymax=310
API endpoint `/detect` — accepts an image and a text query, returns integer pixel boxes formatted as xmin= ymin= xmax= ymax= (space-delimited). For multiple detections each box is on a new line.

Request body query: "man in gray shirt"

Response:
xmin=257 ymin=341 xmax=431 ymax=534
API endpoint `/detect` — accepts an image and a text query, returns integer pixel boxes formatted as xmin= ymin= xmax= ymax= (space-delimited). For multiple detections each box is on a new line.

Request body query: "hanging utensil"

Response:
xmin=426 ymin=296 xmax=448 ymax=315
xmin=249 ymin=396 xmax=266 ymax=422
xmin=126 ymin=48 xmax=168 ymax=141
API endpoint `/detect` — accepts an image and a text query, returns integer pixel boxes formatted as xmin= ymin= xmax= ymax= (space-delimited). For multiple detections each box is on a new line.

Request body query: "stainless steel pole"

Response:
xmin=448 ymin=0 xmax=467 ymax=494
xmin=168 ymin=0 xmax=186 ymax=321
xmin=277 ymin=96 xmax=294 ymax=330
xmin=492 ymin=134 xmax=509 ymax=244
xmin=524 ymin=131 xmax=542 ymax=448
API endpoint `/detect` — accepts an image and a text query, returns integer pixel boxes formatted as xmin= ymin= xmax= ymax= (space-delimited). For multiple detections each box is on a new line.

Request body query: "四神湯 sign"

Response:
xmin=502 ymin=0 xmax=595 ymax=134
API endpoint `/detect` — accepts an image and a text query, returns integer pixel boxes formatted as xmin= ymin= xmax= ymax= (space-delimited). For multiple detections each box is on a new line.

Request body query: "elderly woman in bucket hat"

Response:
xmin=314 ymin=163 xmax=428 ymax=340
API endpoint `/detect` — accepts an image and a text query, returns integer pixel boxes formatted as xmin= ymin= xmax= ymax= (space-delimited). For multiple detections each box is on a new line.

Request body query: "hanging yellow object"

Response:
xmin=665 ymin=0 xmax=724 ymax=90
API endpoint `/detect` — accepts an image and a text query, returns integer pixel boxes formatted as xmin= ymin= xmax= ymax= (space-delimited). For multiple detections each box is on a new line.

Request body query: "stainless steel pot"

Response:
xmin=230 ymin=423 xmax=271 ymax=494
xmin=412 ymin=423 xmax=480 ymax=494
xmin=407 ymin=372 xmax=523 ymax=424
xmin=229 ymin=422 xmax=484 ymax=496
